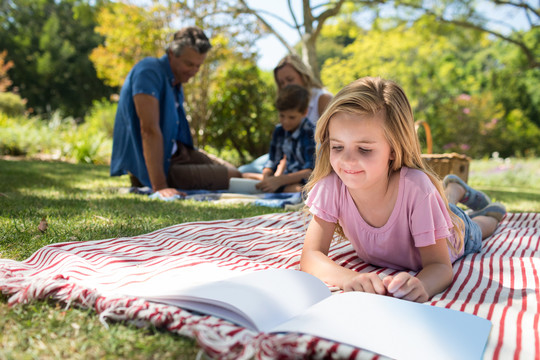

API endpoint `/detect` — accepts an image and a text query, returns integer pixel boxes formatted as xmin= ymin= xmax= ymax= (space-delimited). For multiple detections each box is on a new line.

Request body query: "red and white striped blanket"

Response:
xmin=0 ymin=211 xmax=538 ymax=359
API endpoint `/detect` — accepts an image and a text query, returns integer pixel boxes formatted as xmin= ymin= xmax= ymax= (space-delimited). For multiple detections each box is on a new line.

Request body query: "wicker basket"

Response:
xmin=415 ymin=121 xmax=471 ymax=182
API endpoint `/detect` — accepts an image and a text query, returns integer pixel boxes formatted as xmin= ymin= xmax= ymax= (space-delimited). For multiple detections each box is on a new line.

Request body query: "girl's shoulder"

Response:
xmin=306 ymin=172 xmax=348 ymax=222
xmin=307 ymin=172 xmax=343 ymax=199
xmin=401 ymin=167 xmax=437 ymax=194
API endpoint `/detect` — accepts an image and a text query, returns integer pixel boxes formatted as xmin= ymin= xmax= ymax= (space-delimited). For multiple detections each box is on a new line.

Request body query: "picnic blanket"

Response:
xmin=0 ymin=211 xmax=539 ymax=359
xmin=129 ymin=186 xmax=303 ymax=208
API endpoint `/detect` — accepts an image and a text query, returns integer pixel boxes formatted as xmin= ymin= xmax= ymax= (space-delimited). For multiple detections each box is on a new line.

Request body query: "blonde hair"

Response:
xmin=274 ymin=54 xmax=323 ymax=90
xmin=305 ymin=77 xmax=464 ymax=254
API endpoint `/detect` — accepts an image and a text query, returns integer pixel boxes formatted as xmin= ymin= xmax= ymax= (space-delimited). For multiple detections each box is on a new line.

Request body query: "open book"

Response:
xmin=117 ymin=267 xmax=491 ymax=360
xmin=227 ymin=177 xmax=263 ymax=194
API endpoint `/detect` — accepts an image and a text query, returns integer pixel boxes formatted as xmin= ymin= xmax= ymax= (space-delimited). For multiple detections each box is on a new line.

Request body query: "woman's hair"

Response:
xmin=166 ymin=26 xmax=212 ymax=57
xmin=305 ymin=76 xmax=464 ymax=254
xmin=275 ymin=84 xmax=310 ymax=113
xmin=273 ymin=54 xmax=323 ymax=90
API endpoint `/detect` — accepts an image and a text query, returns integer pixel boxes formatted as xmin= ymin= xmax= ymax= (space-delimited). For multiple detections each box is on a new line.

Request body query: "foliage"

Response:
xmin=0 ymin=107 xmax=112 ymax=164
xmin=0 ymin=0 xmax=115 ymax=118
xmin=90 ymin=1 xmax=170 ymax=87
xmin=0 ymin=92 xmax=26 ymax=116
xmin=487 ymin=31 xmax=540 ymax=129
xmin=84 ymin=98 xmax=117 ymax=138
xmin=320 ymin=16 xmax=540 ymax=158
xmin=206 ymin=61 xmax=276 ymax=164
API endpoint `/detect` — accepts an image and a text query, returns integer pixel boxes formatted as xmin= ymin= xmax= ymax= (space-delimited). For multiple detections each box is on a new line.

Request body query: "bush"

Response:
xmin=0 ymin=92 xmax=25 ymax=117
xmin=0 ymin=110 xmax=112 ymax=164
xmin=84 ymin=99 xmax=117 ymax=138
xmin=431 ymin=93 xmax=540 ymax=158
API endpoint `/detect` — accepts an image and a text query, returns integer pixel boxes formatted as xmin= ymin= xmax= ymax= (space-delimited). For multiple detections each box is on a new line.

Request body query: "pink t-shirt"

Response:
xmin=306 ymin=167 xmax=463 ymax=271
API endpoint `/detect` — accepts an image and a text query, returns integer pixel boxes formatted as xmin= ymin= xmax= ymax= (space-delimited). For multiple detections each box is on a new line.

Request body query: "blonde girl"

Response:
xmin=300 ymin=77 xmax=506 ymax=303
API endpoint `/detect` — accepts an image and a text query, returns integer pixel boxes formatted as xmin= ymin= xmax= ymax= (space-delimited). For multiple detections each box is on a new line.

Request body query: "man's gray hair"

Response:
xmin=166 ymin=26 xmax=212 ymax=57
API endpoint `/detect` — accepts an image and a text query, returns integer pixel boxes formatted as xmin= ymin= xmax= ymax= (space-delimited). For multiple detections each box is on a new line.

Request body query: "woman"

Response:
xmin=239 ymin=54 xmax=332 ymax=174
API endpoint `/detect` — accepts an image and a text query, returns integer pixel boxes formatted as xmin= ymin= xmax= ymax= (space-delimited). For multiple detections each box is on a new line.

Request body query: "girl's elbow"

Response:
xmin=299 ymin=249 xmax=316 ymax=272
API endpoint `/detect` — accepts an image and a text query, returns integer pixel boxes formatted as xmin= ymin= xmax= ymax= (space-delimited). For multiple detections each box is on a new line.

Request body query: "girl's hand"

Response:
xmin=343 ymin=273 xmax=387 ymax=295
xmin=382 ymin=273 xmax=429 ymax=303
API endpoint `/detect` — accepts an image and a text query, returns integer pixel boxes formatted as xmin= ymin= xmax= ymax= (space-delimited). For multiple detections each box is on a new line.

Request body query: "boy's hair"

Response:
xmin=305 ymin=76 xmax=464 ymax=254
xmin=275 ymin=84 xmax=310 ymax=114
xmin=273 ymin=54 xmax=323 ymax=90
xmin=166 ymin=26 xmax=212 ymax=57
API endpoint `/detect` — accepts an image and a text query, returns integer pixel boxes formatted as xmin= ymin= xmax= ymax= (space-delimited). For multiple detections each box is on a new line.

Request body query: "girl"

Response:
xmin=300 ymin=77 xmax=506 ymax=303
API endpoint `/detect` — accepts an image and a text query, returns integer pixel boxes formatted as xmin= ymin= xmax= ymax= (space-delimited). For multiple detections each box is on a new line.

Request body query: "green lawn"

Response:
xmin=0 ymin=157 xmax=539 ymax=359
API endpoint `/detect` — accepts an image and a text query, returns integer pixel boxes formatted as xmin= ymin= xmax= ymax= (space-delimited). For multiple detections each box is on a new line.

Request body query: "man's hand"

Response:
xmin=157 ymin=187 xmax=187 ymax=198
xmin=382 ymin=272 xmax=429 ymax=303
xmin=343 ymin=272 xmax=387 ymax=295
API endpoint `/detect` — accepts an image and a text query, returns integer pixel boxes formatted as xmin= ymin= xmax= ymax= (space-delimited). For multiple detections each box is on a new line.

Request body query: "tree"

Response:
xmin=220 ymin=0 xmax=538 ymax=81
xmin=231 ymin=0 xmax=347 ymax=79
xmin=0 ymin=0 xmax=115 ymax=118
xmin=206 ymin=60 xmax=276 ymax=163
xmin=90 ymin=1 xmax=171 ymax=88
xmin=320 ymin=15 xmax=540 ymax=157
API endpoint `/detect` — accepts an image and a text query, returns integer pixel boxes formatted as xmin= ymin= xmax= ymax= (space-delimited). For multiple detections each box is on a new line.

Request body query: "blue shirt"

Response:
xmin=264 ymin=117 xmax=316 ymax=174
xmin=110 ymin=54 xmax=192 ymax=187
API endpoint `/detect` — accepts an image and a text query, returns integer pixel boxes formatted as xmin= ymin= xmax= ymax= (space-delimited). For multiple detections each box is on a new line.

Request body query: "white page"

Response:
xmin=227 ymin=178 xmax=263 ymax=194
xmin=106 ymin=263 xmax=240 ymax=294
xmin=120 ymin=268 xmax=331 ymax=332
xmin=271 ymin=291 xmax=491 ymax=360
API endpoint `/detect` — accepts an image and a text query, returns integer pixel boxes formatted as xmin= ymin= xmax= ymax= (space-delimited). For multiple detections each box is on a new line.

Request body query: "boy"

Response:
xmin=251 ymin=84 xmax=316 ymax=193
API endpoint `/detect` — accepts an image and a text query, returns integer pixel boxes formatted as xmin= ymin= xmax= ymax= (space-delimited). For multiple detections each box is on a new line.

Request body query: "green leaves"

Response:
xmin=0 ymin=0 xmax=114 ymax=118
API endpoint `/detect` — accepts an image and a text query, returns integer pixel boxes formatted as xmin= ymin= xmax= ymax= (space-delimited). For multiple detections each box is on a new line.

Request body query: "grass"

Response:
xmin=1 ymin=157 xmax=539 ymax=359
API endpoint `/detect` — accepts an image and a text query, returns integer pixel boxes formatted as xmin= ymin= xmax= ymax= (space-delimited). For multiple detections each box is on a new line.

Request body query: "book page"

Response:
xmin=118 ymin=268 xmax=331 ymax=332
xmin=271 ymin=291 xmax=491 ymax=360
xmin=227 ymin=178 xmax=263 ymax=194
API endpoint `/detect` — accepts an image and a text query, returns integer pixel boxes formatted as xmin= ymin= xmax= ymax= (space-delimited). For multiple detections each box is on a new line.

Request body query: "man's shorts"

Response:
xmin=167 ymin=143 xmax=229 ymax=190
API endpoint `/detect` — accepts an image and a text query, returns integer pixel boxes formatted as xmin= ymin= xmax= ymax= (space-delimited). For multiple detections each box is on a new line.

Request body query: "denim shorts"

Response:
xmin=450 ymin=203 xmax=483 ymax=258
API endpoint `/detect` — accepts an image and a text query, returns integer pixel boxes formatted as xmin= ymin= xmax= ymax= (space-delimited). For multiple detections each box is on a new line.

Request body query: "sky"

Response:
xmin=245 ymin=0 xmax=303 ymax=70
xmin=247 ymin=0 xmax=534 ymax=70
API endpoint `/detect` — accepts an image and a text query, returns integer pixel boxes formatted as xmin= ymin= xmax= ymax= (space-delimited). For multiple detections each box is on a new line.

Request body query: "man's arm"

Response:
xmin=133 ymin=94 xmax=181 ymax=197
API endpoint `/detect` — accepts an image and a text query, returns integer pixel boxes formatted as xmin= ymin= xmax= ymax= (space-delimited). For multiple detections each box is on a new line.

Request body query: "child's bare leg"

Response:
xmin=242 ymin=172 xmax=263 ymax=180
xmin=469 ymin=202 xmax=507 ymax=239
xmin=283 ymin=183 xmax=304 ymax=193
xmin=445 ymin=182 xmax=466 ymax=205
xmin=472 ymin=216 xmax=500 ymax=239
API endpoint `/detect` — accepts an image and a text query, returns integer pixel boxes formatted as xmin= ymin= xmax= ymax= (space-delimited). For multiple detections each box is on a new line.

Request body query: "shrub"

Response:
xmin=84 ymin=99 xmax=117 ymax=138
xmin=0 ymin=92 xmax=26 ymax=117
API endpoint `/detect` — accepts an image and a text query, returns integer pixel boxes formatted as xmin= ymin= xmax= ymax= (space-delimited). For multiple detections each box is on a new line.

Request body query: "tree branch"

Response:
xmin=237 ymin=0 xmax=297 ymax=54
xmin=492 ymin=0 xmax=540 ymax=18
xmin=389 ymin=0 xmax=539 ymax=68
xmin=288 ymin=0 xmax=304 ymax=39
xmin=313 ymin=0 xmax=347 ymax=38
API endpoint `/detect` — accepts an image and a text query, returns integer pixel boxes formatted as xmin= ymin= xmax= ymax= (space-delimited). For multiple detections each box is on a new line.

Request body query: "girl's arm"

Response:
xmin=383 ymin=238 xmax=454 ymax=302
xmin=300 ymin=215 xmax=386 ymax=294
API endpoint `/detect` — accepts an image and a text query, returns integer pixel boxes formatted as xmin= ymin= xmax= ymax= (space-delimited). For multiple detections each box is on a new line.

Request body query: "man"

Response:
xmin=110 ymin=26 xmax=241 ymax=198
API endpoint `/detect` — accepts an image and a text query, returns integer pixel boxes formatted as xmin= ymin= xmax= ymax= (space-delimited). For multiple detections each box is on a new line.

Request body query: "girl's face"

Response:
xmin=275 ymin=64 xmax=305 ymax=89
xmin=328 ymin=111 xmax=394 ymax=192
